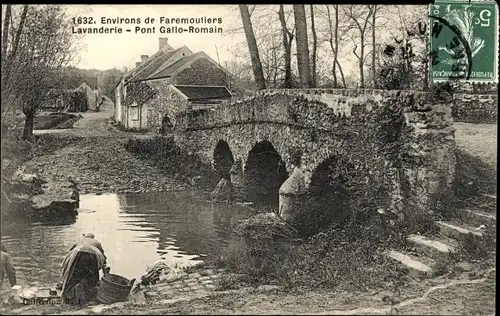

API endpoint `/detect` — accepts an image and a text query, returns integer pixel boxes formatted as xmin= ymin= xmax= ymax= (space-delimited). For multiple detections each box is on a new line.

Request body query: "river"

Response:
xmin=0 ymin=189 xmax=255 ymax=288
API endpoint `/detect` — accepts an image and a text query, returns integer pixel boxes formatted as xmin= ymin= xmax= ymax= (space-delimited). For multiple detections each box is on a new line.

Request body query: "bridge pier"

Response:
xmin=230 ymin=159 xmax=244 ymax=199
xmin=278 ymin=167 xmax=308 ymax=222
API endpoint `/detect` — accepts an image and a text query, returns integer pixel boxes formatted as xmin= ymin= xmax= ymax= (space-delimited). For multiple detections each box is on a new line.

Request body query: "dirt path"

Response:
xmin=3 ymin=268 xmax=494 ymax=315
xmin=454 ymin=122 xmax=497 ymax=169
xmin=27 ymin=103 xmax=186 ymax=194
xmin=97 ymin=269 xmax=496 ymax=315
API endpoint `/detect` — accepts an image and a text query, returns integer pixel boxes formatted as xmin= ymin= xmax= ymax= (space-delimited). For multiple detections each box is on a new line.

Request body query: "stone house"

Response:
xmin=113 ymin=37 xmax=233 ymax=131
xmin=75 ymin=82 xmax=101 ymax=112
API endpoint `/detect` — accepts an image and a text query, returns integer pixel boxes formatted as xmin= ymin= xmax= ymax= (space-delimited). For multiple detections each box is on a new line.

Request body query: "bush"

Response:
xmin=124 ymin=136 xmax=218 ymax=188
xmin=210 ymin=221 xmax=406 ymax=290
xmin=452 ymin=149 xmax=497 ymax=211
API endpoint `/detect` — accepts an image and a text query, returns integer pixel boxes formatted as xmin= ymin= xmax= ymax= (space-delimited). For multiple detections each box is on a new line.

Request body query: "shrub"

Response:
xmin=210 ymin=221 xmax=406 ymax=290
xmin=124 ymin=136 xmax=218 ymax=188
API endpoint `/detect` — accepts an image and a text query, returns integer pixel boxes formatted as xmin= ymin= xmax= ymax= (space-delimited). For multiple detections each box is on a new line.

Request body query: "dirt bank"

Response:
xmin=34 ymin=113 xmax=82 ymax=130
xmin=1 ymin=268 xmax=495 ymax=315
xmin=21 ymin=134 xmax=188 ymax=195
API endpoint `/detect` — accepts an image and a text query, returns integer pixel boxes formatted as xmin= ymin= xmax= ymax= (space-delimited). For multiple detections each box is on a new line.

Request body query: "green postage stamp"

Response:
xmin=429 ymin=0 xmax=499 ymax=82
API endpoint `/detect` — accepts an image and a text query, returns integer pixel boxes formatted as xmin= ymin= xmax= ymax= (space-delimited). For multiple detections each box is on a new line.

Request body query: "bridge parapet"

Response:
xmin=174 ymin=89 xmax=438 ymax=133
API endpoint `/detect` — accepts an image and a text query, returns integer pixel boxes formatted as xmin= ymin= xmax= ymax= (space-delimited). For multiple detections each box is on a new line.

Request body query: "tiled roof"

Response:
xmin=130 ymin=49 xmax=180 ymax=82
xmin=147 ymin=52 xmax=203 ymax=80
xmin=174 ymin=85 xmax=232 ymax=101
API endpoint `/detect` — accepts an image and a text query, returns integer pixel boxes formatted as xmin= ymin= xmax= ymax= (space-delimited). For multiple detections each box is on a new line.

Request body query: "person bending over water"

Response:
xmin=1 ymin=244 xmax=17 ymax=290
xmin=60 ymin=233 xmax=107 ymax=305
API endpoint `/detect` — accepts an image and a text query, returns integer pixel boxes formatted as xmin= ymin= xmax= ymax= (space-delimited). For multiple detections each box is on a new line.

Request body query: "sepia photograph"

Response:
xmin=0 ymin=3 xmax=497 ymax=315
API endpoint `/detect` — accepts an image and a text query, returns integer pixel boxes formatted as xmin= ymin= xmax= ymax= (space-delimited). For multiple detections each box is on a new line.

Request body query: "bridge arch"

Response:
xmin=291 ymin=155 xmax=353 ymax=235
xmin=244 ymin=140 xmax=289 ymax=206
xmin=213 ymin=140 xmax=234 ymax=180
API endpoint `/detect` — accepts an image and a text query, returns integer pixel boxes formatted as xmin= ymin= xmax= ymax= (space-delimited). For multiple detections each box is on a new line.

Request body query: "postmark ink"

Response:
xmin=429 ymin=2 xmax=499 ymax=83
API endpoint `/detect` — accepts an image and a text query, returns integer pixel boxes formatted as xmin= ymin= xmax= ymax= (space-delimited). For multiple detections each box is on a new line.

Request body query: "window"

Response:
xmin=129 ymin=104 xmax=140 ymax=121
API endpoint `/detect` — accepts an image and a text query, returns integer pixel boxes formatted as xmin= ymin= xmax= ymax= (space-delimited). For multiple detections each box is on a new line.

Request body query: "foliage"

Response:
xmin=1 ymin=5 xmax=81 ymax=139
xmin=124 ymin=136 xmax=219 ymax=188
xmin=208 ymin=221 xmax=407 ymax=290
xmin=293 ymin=101 xmax=407 ymax=237
xmin=234 ymin=212 xmax=298 ymax=240
xmin=452 ymin=149 xmax=497 ymax=211
xmin=376 ymin=21 xmax=428 ymax=90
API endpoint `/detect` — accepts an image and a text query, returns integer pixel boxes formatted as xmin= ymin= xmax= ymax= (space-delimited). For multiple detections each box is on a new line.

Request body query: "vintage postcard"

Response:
xmin=0 ymin=4 xmax=497 ymax=315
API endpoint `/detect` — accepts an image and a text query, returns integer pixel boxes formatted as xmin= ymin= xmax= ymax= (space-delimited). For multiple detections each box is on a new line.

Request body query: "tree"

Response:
xmin=344 ymin=5 xmax=373 ymax=88
xmin=370 ymin=5 xmax=378 ymax=87
xmin=293 ymin=5 xmax=313 ymax=88
xmin=239 ymin=4 xmax=266 ymax=90
xmin=309 ymin=5 xmax=318 ymax=87
xmin=325 ymin=5 xmax=347 ymax=88
xmin=1 ymin=5 xmax=29 ymax=120
xmin=278 ymin=5 xmax=294 ymax=88
xmin=1 ymin=5 xmax=80 ymax=140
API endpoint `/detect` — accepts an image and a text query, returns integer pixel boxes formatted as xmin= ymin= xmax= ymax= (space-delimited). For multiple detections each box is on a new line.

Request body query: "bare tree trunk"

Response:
xmin=423 ymin=36 xmax=429 ymax=91
xmin=310 ymin=5 xmax=317 ymax=87
xmin=326 ymin=5 xmax=346 ymax=88
xmin=1 ymin=5 xmax=12 ymax=59
xmin=278 ymin=5 xmax=293 ymax=88
xmin=359 ymin=37 xmax=365 ymax=88
xmin=347 ymin=5 xmax=373 ymax=89
xmin=22 ymin=109 xmax=34 ymax=140
xmin=371 ymin=5 xmax=377 ymax=88
xmin=10 ymin=5 xmax=29 ymax=62
xmin=239 ymin=4 xmax=266 ymax=90
xmin=333 ymin=5 xmax=339 ymax=87
xmin=2 ymin=5 xmax=29 ymax=123
xmin=336 ymin=59 xmax=346 ymax=88
xmin=293 ymin=5 xmax=312 ymax=88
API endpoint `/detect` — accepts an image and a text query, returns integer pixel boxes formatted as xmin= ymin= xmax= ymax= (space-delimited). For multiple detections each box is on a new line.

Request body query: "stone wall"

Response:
xmin=173 ymin=58 xmax=227 ymax=86
xmin=452 ymin=93 xmax=497 ymax=124
xmin=174 ymin=89 xmax=456 ymax=227
xmin=145 ymin=82 xmax=188 ymax=132
xmin=124 ymin=80 xmax=188 ymax=131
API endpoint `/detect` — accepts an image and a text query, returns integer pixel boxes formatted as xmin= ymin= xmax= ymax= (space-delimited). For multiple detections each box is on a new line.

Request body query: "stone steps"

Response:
xmin=407 ymin=234 xmax=457 ymax=261
xmin=461 ymin=209 xmax=496 ymax=228
xmin=435 ymin=221 xmax=483 ymax=241
xmin=388 ymin=195 xmax=495 ymax=279
xmin=385 ymin=250 xmax=434 ymax=279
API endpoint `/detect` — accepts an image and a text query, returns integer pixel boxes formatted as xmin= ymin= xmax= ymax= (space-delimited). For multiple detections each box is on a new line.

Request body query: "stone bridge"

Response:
xmin=173 ymin=89 xmax=456 ymax=226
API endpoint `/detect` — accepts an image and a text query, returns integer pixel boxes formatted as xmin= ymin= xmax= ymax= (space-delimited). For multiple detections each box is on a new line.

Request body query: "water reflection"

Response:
xmin=1 ymin=189 xmax=254 ymax=286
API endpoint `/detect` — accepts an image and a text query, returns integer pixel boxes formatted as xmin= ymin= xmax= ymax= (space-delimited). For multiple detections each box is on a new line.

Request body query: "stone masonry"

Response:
xmin=452 ymin=93 xmax=497 ymax=124
xmin=173 ymin=89 xmax=457 ymax=226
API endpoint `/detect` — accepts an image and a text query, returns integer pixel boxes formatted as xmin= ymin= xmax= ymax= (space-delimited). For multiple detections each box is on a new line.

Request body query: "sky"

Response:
xmin=63 ymin=4 xmax=428 ymax=81
xmin=65 ymin=5 xmax=245 ymax=71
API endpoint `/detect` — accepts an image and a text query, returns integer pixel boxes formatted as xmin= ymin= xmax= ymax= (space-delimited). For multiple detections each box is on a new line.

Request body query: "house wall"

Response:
xmin=123 ymin=81 xmax=156 ymax=130
xmin=125 ymin=101 xmax=148 ymax=130
xmin=172 ymin=58 xmax=227 ymax=86
xmin=115 ymin=85 xmax=122 ymax=122
xmin=144 ymin=81 xmax=188 ymax=133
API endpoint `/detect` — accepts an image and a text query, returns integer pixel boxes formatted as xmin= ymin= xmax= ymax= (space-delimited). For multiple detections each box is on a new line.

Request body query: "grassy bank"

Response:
xmin=124 ymin=135 xmax=219 ymax=189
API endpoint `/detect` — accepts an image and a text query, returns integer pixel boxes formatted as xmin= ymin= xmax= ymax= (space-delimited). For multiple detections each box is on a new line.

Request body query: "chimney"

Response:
xmin=135 ymin=62 xmax=141 ymax=67
xmin=140 ymin=55 xmax=149 ymax=63
xmin=159 ymin=37 xmax=169 ymax=51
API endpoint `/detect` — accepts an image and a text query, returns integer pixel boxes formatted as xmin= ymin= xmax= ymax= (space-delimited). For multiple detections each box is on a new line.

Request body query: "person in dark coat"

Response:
xmin=60 ymin=234 xmax=107 ymax=304
xmin=1 ymin=244 xmax=17 ymax=289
